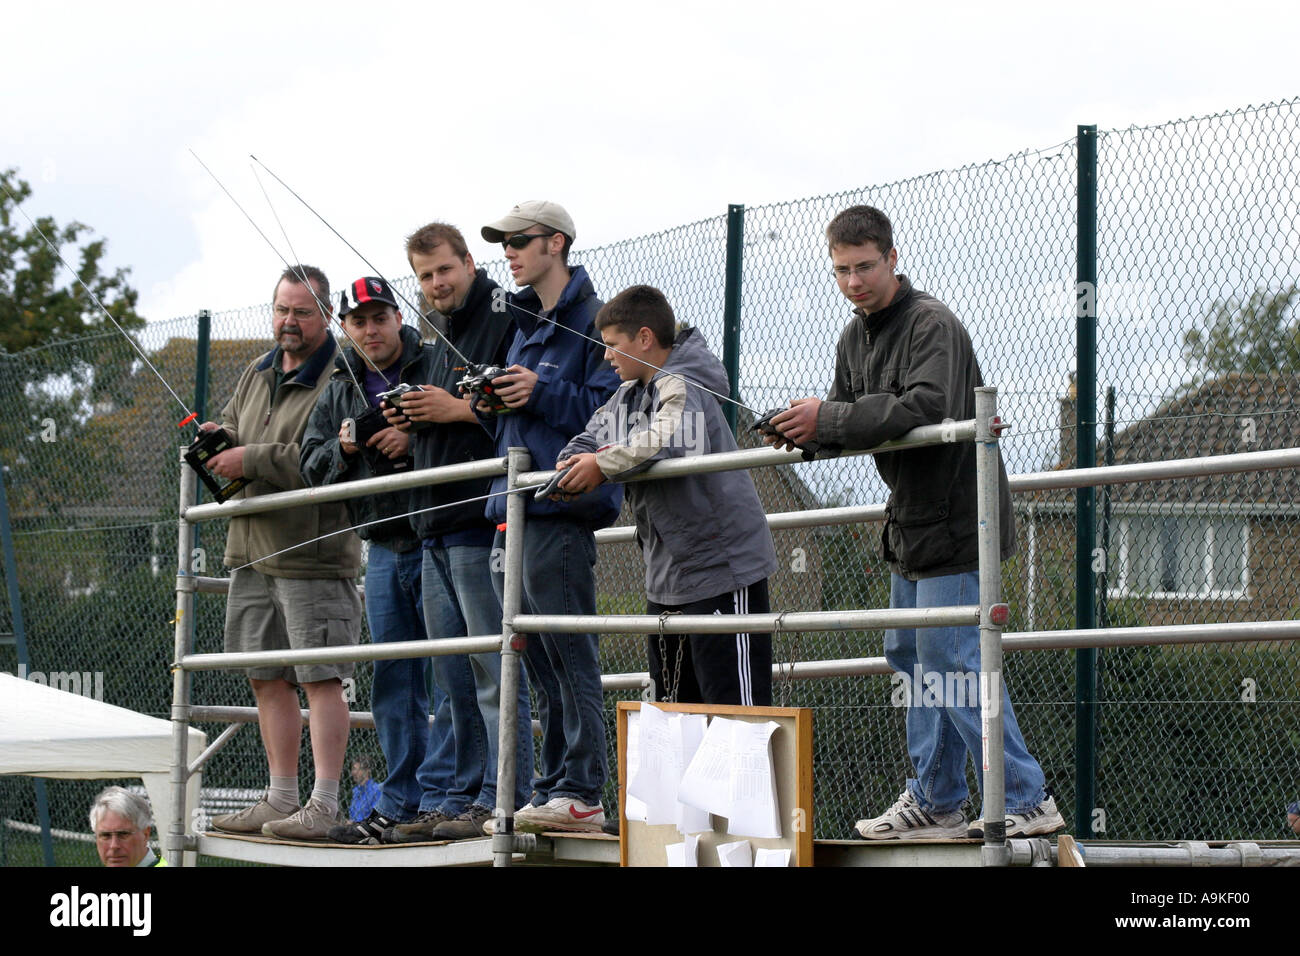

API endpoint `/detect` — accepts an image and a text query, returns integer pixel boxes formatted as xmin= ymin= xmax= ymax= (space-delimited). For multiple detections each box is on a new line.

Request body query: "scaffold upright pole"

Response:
xmin=975 ymin=387 xmax=1008 ymax=865
xmin=169 ymin=448 xmax=198 ymax=866
xmin=493 ymin=447 xmax=531 ymax=868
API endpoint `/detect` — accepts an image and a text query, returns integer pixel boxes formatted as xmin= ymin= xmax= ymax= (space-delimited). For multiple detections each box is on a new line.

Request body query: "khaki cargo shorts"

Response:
xmin=223 ymin=567 xmax=361 ymax=684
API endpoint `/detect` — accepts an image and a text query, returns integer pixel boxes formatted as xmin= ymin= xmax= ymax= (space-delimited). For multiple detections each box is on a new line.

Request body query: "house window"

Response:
xmin=1115 ymin=515 xmax=1249 ymax=599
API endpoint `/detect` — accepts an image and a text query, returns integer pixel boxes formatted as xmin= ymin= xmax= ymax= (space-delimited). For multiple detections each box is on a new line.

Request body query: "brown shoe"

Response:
xmin=261 ymin=798 xmax=340 ymax=842
xmin=211 ymin=796 xmax=298 ymax=834
xmin=387 ymin=809 xmax=453 ymax=844
xmin=431 ymin=804 xmax=493 ymax=841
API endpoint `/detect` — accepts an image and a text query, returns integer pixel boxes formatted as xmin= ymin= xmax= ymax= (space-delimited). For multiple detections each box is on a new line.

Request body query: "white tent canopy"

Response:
xmin=0 ymin=672 xmax=205 ymax=862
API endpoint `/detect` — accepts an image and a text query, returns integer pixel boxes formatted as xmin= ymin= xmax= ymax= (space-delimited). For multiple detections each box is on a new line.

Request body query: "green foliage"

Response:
xmin=0 ymin=168 xmax=145 ymax=356
xmin=0 ymin=168 xmax=150 ymax=525
xmin=1182 ymin=285 xmax=1300 ymax=376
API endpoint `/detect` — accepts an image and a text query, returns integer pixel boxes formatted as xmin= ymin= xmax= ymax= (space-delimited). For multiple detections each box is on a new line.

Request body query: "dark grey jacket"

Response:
xmin=561 ymin=328 xmax=777 ymax=604
xmin=300 ymin=325 xmax=432 ymax=552
xmin=816 ymin=276 xmax=1016 ymax=579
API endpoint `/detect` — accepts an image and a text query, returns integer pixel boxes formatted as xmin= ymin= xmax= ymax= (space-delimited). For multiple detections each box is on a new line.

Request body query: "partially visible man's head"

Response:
xmin=406 ymin=223 xmax=478 ymax=315
xmin=595 ymin=285 xmax=676 ymax=384
xmin=272 ymin=264 xmax=332 ymax=357
xmin=90 ymin=786 xmax=153 ymax=867
xmin=825 ymin=205 xmax=894 ymax=255
xmin=482 ymin=200 xmax=576 ymax=288
xmin=341 ymin=277 xmax=405 ymax=369
xmin=826 ymin=206 xmax=899 ymax=315
xmin=595 ymin=285 xmax=676 ymax=348
xmin=350 ymin=756 xmax=376 ymax=786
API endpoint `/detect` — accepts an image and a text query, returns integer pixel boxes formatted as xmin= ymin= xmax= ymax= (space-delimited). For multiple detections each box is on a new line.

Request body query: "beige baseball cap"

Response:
xmin=481 ymin=200 xmax=576 ymax=244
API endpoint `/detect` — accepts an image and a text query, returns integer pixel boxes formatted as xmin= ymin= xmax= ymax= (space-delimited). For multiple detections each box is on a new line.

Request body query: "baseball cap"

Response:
xmin=341 ymin=277 xmax=399 ymax=316
xmin=481 ymin=200 xmax=576 ymax=244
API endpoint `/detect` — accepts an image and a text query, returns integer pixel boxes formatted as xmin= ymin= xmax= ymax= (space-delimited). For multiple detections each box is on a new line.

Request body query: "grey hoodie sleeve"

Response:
xmin=593 ymin=375 xmax=693 ymax=480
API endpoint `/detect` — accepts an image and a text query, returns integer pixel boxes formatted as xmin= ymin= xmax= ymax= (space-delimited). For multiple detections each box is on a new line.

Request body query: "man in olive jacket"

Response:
xmin=206 ymin=265 xmax=362 ymax=842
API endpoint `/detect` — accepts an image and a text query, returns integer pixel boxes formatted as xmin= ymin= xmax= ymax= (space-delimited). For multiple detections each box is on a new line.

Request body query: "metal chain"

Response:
xmin=775 ymin=613 xmax=802 ymax=707
xmin=656 ymin=611 xmax=683 ymax=703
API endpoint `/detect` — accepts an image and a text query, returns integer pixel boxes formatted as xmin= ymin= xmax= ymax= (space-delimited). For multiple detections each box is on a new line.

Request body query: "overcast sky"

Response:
xmin=4 ymin=0 xmax=1298 ymax=325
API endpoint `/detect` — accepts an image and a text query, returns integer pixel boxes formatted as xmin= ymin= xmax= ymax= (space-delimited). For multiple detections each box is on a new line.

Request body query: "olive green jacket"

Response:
xmin=220 ymin=338 xmax=360 ymax=579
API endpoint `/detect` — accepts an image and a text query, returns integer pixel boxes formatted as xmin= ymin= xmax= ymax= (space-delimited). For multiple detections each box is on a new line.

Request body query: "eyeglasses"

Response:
xmin=96 ymin=828 xmax=140 ymax=842
xmin=502 ymin=231 xmax=556 ymax=251
xmin=831 ymin=258 xmax=889 ymax=281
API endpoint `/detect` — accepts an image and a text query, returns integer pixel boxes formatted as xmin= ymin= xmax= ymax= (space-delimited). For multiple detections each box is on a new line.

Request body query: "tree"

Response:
xmin=0 ymin=168 xmax=149 ymax=518
xmin=0 ymin=168 xmax=145 ymax=355
xmin=1182 ymin=285 xmax=1300 ymax=376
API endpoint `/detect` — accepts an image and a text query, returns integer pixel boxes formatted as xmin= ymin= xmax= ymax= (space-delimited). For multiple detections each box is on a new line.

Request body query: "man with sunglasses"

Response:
xmin=477 ymin=201 xmax=622 ymax=833
xmin=768 ymin=205 xmax=1061 ymax=842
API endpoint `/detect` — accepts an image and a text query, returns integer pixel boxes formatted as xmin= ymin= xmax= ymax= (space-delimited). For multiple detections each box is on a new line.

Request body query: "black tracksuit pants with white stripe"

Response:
xmin=645 ymin=579 xmax=771 ymax=706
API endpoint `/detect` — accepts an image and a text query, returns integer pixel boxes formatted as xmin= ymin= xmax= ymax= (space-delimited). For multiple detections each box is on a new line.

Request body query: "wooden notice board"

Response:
xmin=616 ymin=701 xmax=813 ymax=867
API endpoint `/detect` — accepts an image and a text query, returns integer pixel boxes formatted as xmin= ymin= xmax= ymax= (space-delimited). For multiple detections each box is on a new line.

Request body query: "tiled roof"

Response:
xmin=1049 ymin=373 xmax=1300 ymax=506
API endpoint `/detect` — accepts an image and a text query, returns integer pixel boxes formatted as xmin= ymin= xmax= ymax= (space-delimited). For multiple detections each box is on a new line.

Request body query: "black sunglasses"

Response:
xmin=502 ymin=231 xmax=557 ymax=250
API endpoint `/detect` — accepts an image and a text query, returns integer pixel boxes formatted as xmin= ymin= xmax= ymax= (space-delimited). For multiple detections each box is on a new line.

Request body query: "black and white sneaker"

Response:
xmin=967 ymin=795 xmax=1066 ymax=839
xmin=852 ymin=789 xmax=967 ymax=840
xmin=326 ymin=809 xmax=403 ymax=845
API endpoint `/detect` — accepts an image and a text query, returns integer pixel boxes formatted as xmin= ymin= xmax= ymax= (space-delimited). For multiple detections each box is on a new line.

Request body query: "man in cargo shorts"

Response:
xmin=206 ymin=265 xmax=363 ymax=841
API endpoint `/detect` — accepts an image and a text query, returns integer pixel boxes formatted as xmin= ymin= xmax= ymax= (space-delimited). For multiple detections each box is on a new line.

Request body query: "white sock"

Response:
xmin=268 ymin=776 xmax=299 ymax=812
xmin=310 ymin=778 xmax=340 ymax=816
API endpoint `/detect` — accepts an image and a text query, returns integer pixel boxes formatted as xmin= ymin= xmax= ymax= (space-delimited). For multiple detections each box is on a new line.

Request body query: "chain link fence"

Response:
xmin=4 ymin=99 xmax=1299 ymax=864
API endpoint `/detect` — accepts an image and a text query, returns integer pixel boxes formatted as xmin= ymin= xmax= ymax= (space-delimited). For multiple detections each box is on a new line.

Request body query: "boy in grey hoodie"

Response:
xmin=556 ymin=285 xmax=778 ymax=705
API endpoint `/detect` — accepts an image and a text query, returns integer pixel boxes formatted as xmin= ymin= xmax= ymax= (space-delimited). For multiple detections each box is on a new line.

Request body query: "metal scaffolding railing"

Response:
xmin=168 ymin=387 xmax=1300 ymax=868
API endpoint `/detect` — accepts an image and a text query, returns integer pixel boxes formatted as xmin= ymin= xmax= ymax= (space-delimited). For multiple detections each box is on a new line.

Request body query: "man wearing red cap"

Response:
xmin=300 ymin=274 xmax=462 ymax=843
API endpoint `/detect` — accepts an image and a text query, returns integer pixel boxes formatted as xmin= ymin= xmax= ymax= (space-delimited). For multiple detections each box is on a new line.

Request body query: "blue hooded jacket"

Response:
xmin=483 ymin=265 xmax=622 ymax=527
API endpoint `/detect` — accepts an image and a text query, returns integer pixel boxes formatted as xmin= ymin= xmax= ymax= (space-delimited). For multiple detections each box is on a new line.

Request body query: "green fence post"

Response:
xmin=1099 ymin=386 xmax=1115 ymax=630
xmin=190 ymin=310 xmax=211 ymax=651
xmin=1075 ymin=125 xmax=1099 ymax=838
xmin=723 ymin=204 xmax=744 ymax=435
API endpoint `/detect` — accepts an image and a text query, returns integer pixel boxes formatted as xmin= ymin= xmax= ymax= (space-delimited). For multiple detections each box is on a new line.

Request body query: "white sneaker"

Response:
xmin=968 ymin=795 xmax=1065 ymax=839
xmin=853 ymin=790 xmax=967 ymax=841
xmin=512 ymin=797 xmax=606 ymax=834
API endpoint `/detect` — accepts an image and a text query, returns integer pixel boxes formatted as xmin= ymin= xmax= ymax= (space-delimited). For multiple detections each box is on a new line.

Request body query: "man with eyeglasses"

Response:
xmin=91 ymin=787 xmax=166 ymax=867
xmin=768 ymin=205 xmax=1061 ymax=842
xmin=204 ymin=266 xmax=362 ymax=842
xmin=476 ymin=200 xmax=622 ymax=833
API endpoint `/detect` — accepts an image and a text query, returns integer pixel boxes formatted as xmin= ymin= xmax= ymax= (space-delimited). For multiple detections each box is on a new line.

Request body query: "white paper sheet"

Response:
xmin=624 ymin=711 xmax=648 ymax=822
xmin=715 ymin=839 xmax=753 ymax=867
xmin=665 ymin=833 xmax=699 ymax=867
xmin=627 ymin=704 xmax=679 ymax=824
xmin=754 ymin=847 xmax=791 ymax=867
xmin=725 ymin=720 xmax=782 ymax=839
xmin=676 ymin=715 xmax=735 ymax=816
xmin=672 ymin=713 xmax=712 ymax=834
xmin=677 ymin=717 xmax=782 ymax=839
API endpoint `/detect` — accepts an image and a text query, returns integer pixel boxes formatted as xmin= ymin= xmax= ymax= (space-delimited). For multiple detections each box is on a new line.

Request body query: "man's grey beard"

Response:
xmin=278 ymin=327 xmax=310 ymax=354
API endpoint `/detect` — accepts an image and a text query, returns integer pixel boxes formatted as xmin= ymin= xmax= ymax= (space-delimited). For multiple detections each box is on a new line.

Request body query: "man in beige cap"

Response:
xmin=477 ymin=201 xmax=622 ymax=832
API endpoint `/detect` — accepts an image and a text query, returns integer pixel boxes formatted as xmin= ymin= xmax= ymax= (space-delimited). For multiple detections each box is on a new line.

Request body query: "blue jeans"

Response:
xmin=364 ymin=543 xmax=457 ymax=821
xmin=422 ymin=543 xmax=533 ymax=814
xmin=492 ymin=518 xmax=607 ymax=807
xmin=885 ymin=570 xmax=1046 ymax=814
